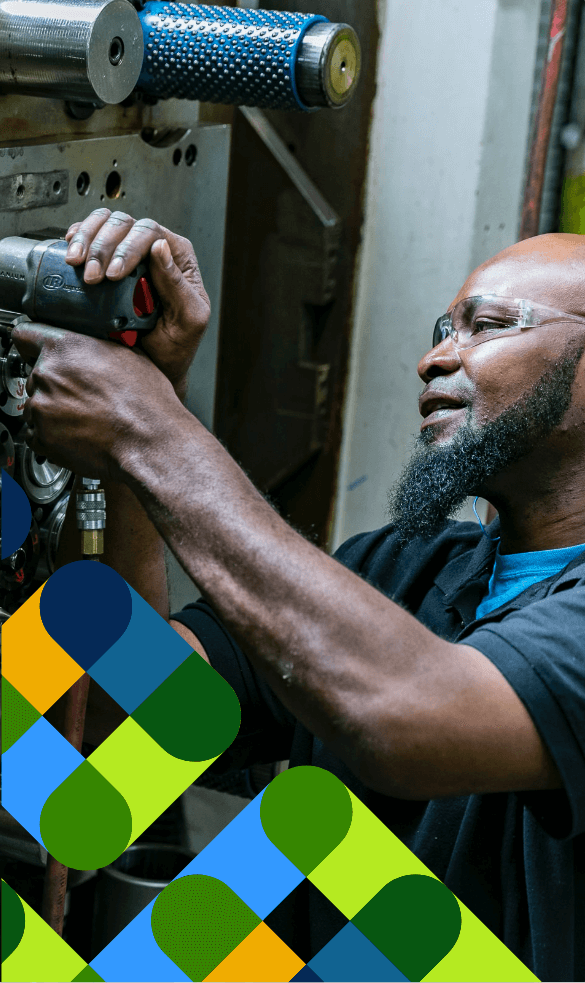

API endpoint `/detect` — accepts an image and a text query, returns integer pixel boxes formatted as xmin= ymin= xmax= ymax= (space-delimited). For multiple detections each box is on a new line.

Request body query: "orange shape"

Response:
xmin=2 ymin=583 xmax=85 ymax=714
xmin=203 ymin=921 xmax=304 ymax=983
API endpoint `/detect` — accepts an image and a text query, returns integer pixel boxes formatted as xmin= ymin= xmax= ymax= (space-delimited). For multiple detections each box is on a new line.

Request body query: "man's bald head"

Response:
xmin=453 ymin=233 xmax=585 ymax=316
xmin=388 ymin=234 xmax=585 ymax=543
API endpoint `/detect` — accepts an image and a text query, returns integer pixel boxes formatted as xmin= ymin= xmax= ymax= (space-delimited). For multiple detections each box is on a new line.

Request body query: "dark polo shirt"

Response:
xmin=173 ymin=519 xmax=585 ymax=982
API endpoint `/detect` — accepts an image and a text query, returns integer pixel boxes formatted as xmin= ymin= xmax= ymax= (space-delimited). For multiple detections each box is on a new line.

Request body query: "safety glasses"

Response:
xmin=432 ymin=295 xmax=585 ymax=351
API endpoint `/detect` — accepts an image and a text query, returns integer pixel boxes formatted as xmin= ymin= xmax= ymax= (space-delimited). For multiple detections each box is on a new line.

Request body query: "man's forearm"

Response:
xmin=121 ymin=406 xmax=515 ymax=798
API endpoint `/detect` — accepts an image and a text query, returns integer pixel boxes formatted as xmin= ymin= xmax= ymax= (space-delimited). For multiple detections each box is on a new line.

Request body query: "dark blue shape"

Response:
xmin=1 ymin=469 xmax=32 ymax=559
xmin=39 ymin=561 xmax=132 ymax=669
xmin=291 ymin=968 xmax=323 ymax=982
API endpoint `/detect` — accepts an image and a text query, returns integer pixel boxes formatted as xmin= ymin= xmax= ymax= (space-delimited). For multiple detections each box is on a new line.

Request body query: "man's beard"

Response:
xmin=387 ymin=342 xmax=585 ymax=542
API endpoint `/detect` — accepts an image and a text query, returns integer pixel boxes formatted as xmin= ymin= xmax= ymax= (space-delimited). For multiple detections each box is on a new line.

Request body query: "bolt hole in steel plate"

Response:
xmin=185 ymin=144 xmax=197 ymax=166
xmin=172 ymin=148 xmax=182 ymax=166
xmin=105 ymin=170 xmax=122 ymax=198
xmin=77 ymin=171 xmax=90 ymax=195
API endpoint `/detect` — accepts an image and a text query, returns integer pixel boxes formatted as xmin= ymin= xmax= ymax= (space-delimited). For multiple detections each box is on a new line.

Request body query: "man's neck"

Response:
xmin=487 ymin=463 xmax=585 ymax=555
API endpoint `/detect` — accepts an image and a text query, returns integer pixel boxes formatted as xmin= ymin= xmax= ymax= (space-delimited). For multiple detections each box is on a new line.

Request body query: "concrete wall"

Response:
xmin=332 ymin=0 xmax=541 ymax=548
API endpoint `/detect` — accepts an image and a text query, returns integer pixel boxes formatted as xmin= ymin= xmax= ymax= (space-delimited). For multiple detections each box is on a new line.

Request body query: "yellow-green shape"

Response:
xmin=1 ymin=889 xmax=86 ymax=983
xmin=560 ymin=173 xmax=585 ymax=234
xmin=309 ymin=791 xmax=538 ymax=983
xmin=309 ymin=791 xmax=436 ymax=918
xmin=422 ymin=900 xmax=539 ymax=983
xmin=88 ymin=716 xmax=217 ymax=840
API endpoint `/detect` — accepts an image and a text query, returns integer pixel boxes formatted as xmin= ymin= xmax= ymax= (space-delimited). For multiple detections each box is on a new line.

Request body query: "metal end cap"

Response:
xmin=296 ymin=22 xmax=361 ymax=109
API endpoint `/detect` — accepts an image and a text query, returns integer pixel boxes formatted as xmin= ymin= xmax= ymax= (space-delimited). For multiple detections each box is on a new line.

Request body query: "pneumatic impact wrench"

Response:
xmin=0 ymin=231 xmax=161 ymax=558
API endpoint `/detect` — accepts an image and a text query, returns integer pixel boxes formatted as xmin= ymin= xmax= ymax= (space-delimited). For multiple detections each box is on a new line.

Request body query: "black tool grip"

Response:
xmin=23 ymin=240 xmax=160 ymax=343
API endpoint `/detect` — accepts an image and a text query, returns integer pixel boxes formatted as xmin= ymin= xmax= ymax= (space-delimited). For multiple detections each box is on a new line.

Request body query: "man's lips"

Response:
xmin=419 ymin=392 xmax=467 ymax=420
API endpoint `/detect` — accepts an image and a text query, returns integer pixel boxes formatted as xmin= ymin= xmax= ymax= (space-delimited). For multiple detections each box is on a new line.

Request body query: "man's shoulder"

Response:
xmin=333 ymin=518 xmax=484 ymax=580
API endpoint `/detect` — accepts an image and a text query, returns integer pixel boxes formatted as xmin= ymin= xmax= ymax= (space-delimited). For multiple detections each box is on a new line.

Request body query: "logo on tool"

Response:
xmin=42 ymin=274 xmax=65 ymax=290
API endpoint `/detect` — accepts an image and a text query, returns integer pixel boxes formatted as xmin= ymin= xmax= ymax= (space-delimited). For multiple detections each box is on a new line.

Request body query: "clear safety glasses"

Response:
xmin=432 ymin=295 xmax=585 ymax=351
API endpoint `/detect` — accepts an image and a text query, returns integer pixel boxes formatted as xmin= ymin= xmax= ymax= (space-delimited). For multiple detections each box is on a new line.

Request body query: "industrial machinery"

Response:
xmin=0 ymin=2 xmax=361 ymax=112
xmin=0 ymin=0 xmax=364 ymax=952
xmin=0 ymin=1 xmax=361 ymax=612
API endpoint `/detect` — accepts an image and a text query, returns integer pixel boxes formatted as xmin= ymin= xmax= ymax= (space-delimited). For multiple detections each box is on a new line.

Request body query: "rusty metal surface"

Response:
xmin=0 ymin=168 xmax=69 ymax=212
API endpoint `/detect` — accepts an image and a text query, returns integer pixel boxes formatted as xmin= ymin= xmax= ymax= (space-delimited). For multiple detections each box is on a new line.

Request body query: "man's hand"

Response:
xmin=64 ymin=208 xmax=210 ymax=398
xmin=10 ymin=325 xmax=186 ymax=480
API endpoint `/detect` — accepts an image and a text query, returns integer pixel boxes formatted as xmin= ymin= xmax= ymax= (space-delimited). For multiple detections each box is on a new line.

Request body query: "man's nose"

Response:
xmin=417 ymin=338 xmax=462 ymax=383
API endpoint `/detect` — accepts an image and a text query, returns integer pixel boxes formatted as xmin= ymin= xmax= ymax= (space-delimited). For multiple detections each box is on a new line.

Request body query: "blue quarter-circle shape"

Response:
xmin=39 ymin=560 xmax=132 ymax=669
xmin=1 ymin=468 xmax=32 ymax=560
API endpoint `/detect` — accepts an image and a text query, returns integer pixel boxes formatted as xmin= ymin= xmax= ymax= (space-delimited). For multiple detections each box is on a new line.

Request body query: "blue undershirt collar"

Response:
xmin=475 ymin=541 xmax=585 ymax=619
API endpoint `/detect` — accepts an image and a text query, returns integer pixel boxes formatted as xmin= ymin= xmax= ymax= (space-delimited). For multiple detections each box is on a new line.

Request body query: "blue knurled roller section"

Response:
xmin=138 ymin=4 xmax=327 ymax=111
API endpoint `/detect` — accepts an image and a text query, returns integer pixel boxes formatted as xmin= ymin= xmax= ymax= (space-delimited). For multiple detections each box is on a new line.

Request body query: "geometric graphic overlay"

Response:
xmin=2 ymin=584 xmax=86 ymax=716
xmin=1 ymin=881 xmax=89 ymax=983
xmin=2 ymin=715 xmax=84 ymax=845
xmin=38 ymin=561 xmax=132 ymax=671
xmin=151 ymin=874 xmax=261 ymax=980
xmin=1 ymin=676 xmax=41 ymax=753
xmin=204 ymin=921 xmax=304 ymax=982
xmin=2 ymin=881 xmax=26 ymax=964
xmin=2 ymin=569 xmax=539 ymax=982
xmin=1 ymin=562 xmax=241 ymax=871
xmin=39 ymin=759 xmax=133 ymax=870
xmin=352 ymin=875 xmax=462 ymax=981
xmin=259 ymin=766 xmax=353 ymax=875
xmin=87 ymin=771 xmax=539 ymax=983
xmin=307 ymin=921 xmax=408 ymax=982
xmin=1 ymin=468 xmax=32 ymax=559
xmin=131 ymin=650 xmax=241 ymax=761
xmin=88 ymin=585 xmax=196 ymax=714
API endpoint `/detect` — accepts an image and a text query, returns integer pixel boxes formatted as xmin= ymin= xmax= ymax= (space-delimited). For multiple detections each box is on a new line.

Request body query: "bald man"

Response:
xmin=13 ymin=211 xmax=585 ymax=980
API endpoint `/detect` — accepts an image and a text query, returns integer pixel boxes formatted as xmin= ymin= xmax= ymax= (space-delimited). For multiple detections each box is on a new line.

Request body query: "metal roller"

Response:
xmin=16 ymin=443 xmax=71 ymax=506
xmin=138 ymin=4 xmax=361 ymax=110
xmin=0 ymin=0 xmax=144 ymax=104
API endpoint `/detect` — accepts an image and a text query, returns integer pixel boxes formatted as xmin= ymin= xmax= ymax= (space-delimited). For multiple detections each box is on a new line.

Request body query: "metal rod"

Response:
xmin=41 ymin=476 xmax=104 ymax=933
xmin=41 ymin=672 xmax=91 ymax=934
xmin=519 ymin=0 xmax=569 ymax=240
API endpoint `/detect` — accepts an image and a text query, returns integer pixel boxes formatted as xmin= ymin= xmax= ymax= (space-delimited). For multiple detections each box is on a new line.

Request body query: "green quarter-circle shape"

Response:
xmin=260 ymin=766 xmax=353 ymax=875
xmin=352 ymin=874 xmax=462 ymax=982
xmin=151 ymin=874 xmax=260 ymax=981
xmin=40 ymin=761 xmax=132 ymax=870
xmin=2 ymin=880 xmax=26 ymax=962
xmin=131 ymin=652 xmax=241 ymax=761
